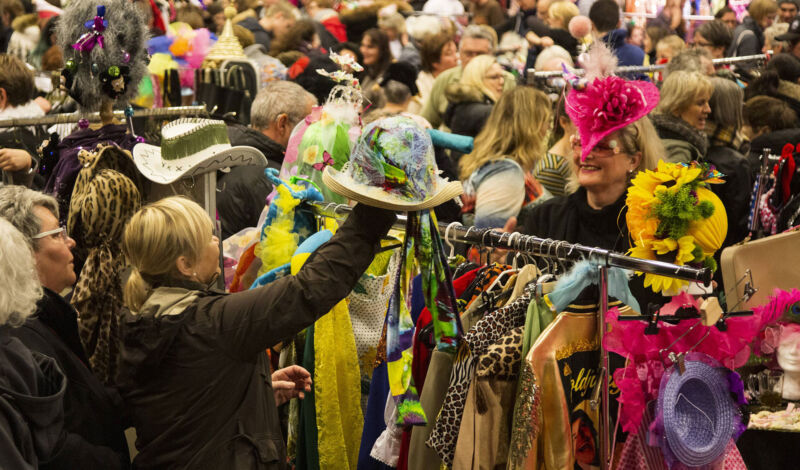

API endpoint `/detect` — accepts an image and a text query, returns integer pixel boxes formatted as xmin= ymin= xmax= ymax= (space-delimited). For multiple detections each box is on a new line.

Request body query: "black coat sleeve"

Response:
xmin=199 ymin=203 xmax=396 ymax=360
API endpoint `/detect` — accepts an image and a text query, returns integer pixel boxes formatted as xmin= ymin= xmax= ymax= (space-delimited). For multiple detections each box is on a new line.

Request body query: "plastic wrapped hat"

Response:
xmin=280 ymin=106 xmax=357 ymax=203
xmin=278 ymin=51 xmax=366 ymax=203
xmin=651 ymin=353 xmax=744 ymax=468
xmin=627 ymin=161 xmax=727 ymax=294
xmin=323 ymin=116 xmax=463 ymax=210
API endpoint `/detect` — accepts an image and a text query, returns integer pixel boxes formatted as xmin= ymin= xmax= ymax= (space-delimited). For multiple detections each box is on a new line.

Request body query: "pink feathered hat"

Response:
xmin=565 ymin=75 xmax=660 ymax=162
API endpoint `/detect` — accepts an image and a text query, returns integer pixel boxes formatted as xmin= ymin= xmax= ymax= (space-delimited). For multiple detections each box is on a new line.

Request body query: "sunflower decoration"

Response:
xmin=626 ymin=161 xmax=727 ymax=294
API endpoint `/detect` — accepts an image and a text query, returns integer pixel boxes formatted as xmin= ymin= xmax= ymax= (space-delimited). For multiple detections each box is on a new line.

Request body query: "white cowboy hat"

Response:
xmin=133 ymin=118 xmax=266 ymax=184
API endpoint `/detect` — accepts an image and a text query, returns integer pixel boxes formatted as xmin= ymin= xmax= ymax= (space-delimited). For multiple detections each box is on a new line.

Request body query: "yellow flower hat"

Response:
xmin=625 ymin=161 xmax=727 ymax=294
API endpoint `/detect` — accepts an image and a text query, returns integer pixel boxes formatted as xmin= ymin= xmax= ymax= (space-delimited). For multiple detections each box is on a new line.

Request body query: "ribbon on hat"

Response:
xmin=385 ymin=209 xmax=463 ymax=427
xmin=72 ymin=5 xmax=108 ymax=52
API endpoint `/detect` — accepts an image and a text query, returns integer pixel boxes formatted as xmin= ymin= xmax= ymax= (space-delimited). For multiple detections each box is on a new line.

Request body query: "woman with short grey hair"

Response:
xmin=0 ymin=217 xmax=69 ymax=468
xmin=0 ymin=184 xmax=131 ymax=468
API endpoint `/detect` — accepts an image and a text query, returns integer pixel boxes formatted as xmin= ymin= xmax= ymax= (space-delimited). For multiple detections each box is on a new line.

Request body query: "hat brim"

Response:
xmin=659 ymin=360 xmax=735 ymax=467
xmin=133 ymin=143 xmax=267 ymax=184
xmin=566 ymin=80 xmax=660 ymax=161
xmin=322 ymin=164 xmax=463 ymax=211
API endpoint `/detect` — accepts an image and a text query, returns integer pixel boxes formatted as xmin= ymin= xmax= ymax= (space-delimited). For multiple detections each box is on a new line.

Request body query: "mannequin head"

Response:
xmin=777 ymin=325 xmax=800 ymax=373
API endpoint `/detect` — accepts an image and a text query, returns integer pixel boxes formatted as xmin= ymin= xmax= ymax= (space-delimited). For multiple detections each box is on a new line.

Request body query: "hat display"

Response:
xmin=776 ymin=16 xmax=800 ymax=42
xmin=652 ymin=353 xmax=743 ymax=468
xmin=57 ymin=0 xmax=148 ymax=110
xmin=626 ymin=161 xmax=728 ymax=294
xmin=132 ymin=118 xmax=266 ymax=184
xmin=322 ymin=116 xmax=463 ymax=211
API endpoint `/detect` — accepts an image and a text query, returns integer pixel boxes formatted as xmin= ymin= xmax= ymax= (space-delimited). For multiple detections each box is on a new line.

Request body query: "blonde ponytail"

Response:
xmin=122 ymin=196 xmax=214 ymax=312
xmin=124 ymin=268 xmax=150 ymax=313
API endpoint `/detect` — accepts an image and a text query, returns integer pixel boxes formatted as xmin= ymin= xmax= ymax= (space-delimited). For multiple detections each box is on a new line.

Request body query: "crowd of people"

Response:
xmin=0 ymin=0 xmax=798 ymax=468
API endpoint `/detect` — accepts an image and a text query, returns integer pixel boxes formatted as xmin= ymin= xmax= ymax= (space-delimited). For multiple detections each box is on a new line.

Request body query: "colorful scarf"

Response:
xmin=386 ymin=209 xmax=463 ymax=427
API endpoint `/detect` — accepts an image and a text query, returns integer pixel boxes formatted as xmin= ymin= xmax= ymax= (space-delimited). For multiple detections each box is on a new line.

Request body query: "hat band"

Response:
xmin=161 ymin=121 xmax=231 ymax=161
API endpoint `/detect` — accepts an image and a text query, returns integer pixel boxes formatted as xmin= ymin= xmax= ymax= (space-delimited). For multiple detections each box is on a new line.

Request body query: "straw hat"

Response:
xmin=322 ymin=115 xmax=462 ymax=211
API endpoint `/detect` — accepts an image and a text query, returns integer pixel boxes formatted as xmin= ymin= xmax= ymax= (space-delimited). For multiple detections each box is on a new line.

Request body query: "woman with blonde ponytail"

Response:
xmin=117 ymin=196 xmax=395 ymax=469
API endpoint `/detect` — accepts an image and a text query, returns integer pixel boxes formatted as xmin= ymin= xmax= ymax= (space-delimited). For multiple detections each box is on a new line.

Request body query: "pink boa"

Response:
xmin=605 ymin=291 xmax=783 ymax=433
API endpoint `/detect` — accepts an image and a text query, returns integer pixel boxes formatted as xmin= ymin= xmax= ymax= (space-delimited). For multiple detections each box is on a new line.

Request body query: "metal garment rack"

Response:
xmin=526 ymin=52 xmax=771 ymax=80
xmin=0 ymin=105 xmax=209 ymax=128
xmin=307 ymin=201 xmax=709 ymax=470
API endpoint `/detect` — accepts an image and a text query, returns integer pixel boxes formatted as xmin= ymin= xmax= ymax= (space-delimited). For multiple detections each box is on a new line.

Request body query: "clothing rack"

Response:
xmin=307 ymin=200 xmax=710 ymax=470
xmin=0 ymin=105 xmax=209 ymax=128
xmin=526 ymin=52 xmax=771 ymax=80
xmin=622 ymin=11 xmax=715 ymax=21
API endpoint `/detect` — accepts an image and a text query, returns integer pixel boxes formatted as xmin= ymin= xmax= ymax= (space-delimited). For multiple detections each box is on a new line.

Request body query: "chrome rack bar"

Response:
xmin=0 ymin=105 xmax=209 ymax=128
xmin=306 ymin=201 xmax=712 ymax=284
xmin=526 ymin=52 xmax=771 ymax=80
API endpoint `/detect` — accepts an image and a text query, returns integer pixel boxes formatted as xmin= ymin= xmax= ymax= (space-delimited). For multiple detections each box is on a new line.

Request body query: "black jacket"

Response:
xmin=117 ymin=204 xmax=394 ymax=470
xmin=525 ymin=16 xmax=578 ymax=57
xmin=0 ymin=328 xmax=67 ymax=469
xmin=727 ymin=16 xmax=763 ymax=73
xmin=217 ymin=125 xmax=284 ymax=238
xmin=519 ymin=187 xmax=665 ymax=310
xmin=749 ymin=128 xmax=800 ymax=178
xmin=705 ymin=144 xmax=753 ymax=248
xmin=443 ymin=85 xmax=494 ymax=139
xmin=237 ymin=17 xmax=272 ymax=51
xmin=8 ymin=289 xmax=129 ymax=469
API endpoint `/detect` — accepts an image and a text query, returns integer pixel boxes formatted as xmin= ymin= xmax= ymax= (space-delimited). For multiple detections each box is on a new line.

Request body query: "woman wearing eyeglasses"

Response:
xmin=517 ymin=72 xmax=663 ymax=308
xmin=0 ymin=185 xmax=130 ymax=469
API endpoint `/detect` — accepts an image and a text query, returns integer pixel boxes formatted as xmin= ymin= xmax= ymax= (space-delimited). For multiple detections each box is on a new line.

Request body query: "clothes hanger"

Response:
xmin=444 ymin=222 xmax=459 ymax=264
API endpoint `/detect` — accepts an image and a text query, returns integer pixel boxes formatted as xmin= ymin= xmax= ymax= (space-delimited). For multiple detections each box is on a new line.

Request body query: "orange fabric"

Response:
xmin=230 ymin=243 xmax=257 ymax=293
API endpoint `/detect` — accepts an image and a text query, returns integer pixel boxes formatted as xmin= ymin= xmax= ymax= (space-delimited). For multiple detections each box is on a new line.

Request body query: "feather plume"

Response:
xmin=579 ymin=39 xmax=618 ymax=82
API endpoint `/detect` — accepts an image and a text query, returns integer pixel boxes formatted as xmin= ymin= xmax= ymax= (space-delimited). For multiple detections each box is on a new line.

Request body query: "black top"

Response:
xmin=217 ymin=124 xmax=285 ymax=239
xmin=9 ymin=289 xmax=130 ymax=469
xmin=519 ymin=187 xmax=666 ymax=310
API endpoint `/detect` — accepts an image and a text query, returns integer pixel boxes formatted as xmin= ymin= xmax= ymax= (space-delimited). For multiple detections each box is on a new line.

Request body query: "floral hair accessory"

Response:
xmin=626 ymin=161 xmax=728 ymax=294
xmin=72 ymin=5 xmax=108 ymax=52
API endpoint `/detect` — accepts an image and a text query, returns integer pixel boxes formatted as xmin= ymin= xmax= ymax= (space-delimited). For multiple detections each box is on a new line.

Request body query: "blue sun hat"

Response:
xmin=322 ymin=115 xmax=462 ymax=211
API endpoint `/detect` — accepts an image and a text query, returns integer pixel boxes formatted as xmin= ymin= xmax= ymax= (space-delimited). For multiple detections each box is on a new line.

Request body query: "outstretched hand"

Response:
xmin=272 ymin=365 xmax=312 ymax=406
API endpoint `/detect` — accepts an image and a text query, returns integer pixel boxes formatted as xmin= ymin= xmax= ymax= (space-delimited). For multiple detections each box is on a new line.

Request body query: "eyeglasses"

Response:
xmin=570 ymin=134 xmax=624 ymax=157
xmin=33 ymin=226 xmax=69 ymax=242
xmin=484 ymin=74 xmax=504 ymax=81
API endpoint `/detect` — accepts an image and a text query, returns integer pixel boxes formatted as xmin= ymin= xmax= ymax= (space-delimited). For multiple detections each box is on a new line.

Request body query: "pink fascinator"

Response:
xmin=564 ymin=43 xmax=660 ymax=162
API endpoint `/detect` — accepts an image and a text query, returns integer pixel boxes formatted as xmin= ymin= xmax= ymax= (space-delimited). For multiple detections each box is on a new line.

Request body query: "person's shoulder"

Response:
xmin=518 ymin=192 xmax=573 ymax=234
xmin=435 ymin=66 xmax=462 ymax=85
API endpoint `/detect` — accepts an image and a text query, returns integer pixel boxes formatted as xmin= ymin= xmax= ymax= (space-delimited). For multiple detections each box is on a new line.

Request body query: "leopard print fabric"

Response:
xmin=476 ymin=325 xmax=524 ymax=381
xmin=427 ymin=291 xmax=532 ymax=465
xmin=69 ymin=145 xmax=141 ymax=385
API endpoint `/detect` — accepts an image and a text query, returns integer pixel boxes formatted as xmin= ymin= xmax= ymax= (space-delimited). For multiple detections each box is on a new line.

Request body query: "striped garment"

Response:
xmin=533 ymin=152 xmax=571 ymax=197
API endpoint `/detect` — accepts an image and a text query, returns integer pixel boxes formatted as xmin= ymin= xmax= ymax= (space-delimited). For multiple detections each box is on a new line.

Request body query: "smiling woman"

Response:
xmin=518 ymin=62 xmax=664 ymax=308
